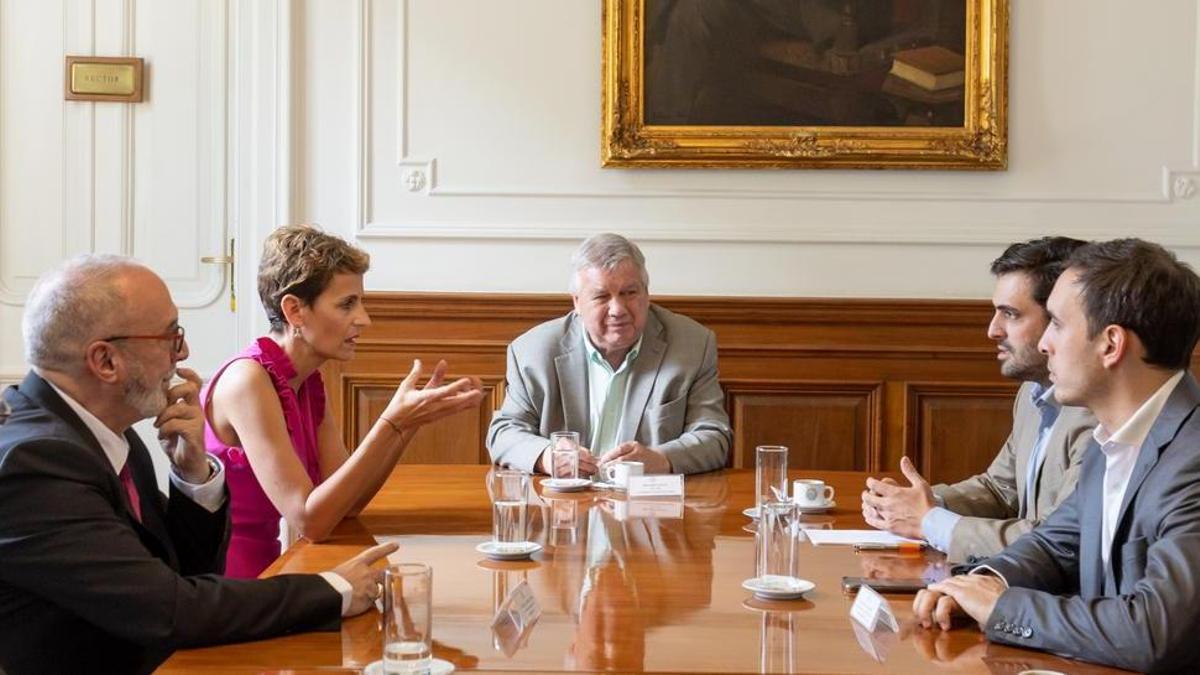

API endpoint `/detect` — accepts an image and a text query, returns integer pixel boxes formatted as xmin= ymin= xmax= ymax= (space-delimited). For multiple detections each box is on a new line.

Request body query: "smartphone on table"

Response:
xmin=841 ymin=576 xmax=927 ymax=594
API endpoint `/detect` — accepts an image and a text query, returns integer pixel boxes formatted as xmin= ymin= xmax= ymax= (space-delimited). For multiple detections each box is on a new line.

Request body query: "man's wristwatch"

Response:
xmin=177 ymin=455 xmax=219 ymax=484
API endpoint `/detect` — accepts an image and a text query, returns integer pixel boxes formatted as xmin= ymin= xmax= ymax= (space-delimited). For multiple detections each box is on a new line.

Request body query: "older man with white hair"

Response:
xmin=0 ymin=255 xmax=395 ymax=675
xmin=487 ymin=233 xmax=732 ymax=476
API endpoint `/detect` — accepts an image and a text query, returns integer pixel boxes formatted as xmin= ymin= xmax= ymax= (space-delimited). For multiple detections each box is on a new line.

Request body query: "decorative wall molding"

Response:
xmin=1168 ymin=167 xmax=1200 ymax=201
xmin=351 ymin=2 xmax=1200 ymax=245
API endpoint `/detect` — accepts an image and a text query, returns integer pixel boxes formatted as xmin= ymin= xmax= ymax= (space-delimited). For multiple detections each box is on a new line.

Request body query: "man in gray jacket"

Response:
xmin=863 ymin=237 xmax=1095 ymax=562
xmin=487 ymin=233 xmax=731 ymax=476
xmin=915 ymin=239 xmax=1200 ymax=672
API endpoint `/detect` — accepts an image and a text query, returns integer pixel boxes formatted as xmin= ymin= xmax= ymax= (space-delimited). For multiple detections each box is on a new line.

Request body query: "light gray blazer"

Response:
xmin=979 ymin=372 xmax=1200 ymax=672
xmin=486 ymin=304 xmax=732 ymax=474
xmin=933 ymin=381 xmax=1096 ymax=562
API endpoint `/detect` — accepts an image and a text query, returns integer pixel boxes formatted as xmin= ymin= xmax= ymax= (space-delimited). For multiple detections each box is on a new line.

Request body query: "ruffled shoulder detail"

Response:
xmin=247 ymin=337 xmax=303 ymax=436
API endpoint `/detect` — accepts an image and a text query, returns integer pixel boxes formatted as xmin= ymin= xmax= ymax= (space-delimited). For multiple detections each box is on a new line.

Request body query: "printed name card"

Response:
xmin=849 ymin=584 xmax=899 ymax=633
xmin=627 ymin=474 xmax=685 ymax=498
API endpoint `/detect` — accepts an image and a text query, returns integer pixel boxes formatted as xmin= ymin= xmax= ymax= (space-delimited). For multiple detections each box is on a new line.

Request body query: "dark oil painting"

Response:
xmin=643 ymin=0 xmax=968 ymax=127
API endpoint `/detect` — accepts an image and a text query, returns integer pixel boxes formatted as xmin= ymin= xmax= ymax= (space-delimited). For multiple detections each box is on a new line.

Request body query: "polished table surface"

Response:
xmin=160 ymin=466 xmax=1128 ymax=674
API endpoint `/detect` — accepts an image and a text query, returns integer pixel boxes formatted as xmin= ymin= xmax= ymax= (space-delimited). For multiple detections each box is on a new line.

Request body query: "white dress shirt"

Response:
xmin=583 ymin=333 xmax=642 ymax=456
xmin=46 ymin=380 xmax=226 ymax=510
xmin=46 ymin=381 xmax=355 ymax=614
xmin=976 ymin=370 xmax=1185 ymax=585
xmin=1093 ymin=370 xmax=1184 ymax=565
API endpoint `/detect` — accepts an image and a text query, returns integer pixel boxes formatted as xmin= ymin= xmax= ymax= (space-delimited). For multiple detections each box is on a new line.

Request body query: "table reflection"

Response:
xmin=530 ymin=474 xmax=727 ymax=671
xmin=162 ymin=467 xmax=1131 ymax=674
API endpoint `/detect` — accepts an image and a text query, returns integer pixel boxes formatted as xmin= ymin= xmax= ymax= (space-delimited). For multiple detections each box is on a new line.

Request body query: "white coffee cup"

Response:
xmin=603 ymin=461 xmax=644 ymax=488
xmin=793 ymin=479 xmax=835 ymax=507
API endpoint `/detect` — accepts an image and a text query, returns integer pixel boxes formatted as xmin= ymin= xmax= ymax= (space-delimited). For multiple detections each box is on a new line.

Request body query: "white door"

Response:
xmin=0 ymin=0 xmax=247 ymax=488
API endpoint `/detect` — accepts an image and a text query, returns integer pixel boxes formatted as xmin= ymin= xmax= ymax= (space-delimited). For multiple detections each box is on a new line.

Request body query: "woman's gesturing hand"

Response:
xmin=381 ymin=359 xmax=484 ymax=433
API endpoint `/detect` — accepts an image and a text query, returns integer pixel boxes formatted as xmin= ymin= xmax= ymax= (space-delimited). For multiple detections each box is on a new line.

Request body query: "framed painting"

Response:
xmin=602 ymin=0 xmax=1008 ymax=169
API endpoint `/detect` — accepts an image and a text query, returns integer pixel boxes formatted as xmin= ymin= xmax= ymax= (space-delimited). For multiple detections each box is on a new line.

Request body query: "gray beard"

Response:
xmin=124 ymin=364 xmax=172 ymax=419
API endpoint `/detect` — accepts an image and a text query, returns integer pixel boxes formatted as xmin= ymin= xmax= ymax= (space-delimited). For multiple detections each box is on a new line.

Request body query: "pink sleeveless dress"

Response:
xmin=201 ymin=337 xmax=325 ymax=578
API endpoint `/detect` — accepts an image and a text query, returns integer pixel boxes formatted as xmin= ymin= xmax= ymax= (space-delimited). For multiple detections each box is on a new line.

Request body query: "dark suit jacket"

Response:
xmin=0 ymin=372 xmax=341 ymax=675
xmin=980 ymin=373 xmax=1200 ymax=672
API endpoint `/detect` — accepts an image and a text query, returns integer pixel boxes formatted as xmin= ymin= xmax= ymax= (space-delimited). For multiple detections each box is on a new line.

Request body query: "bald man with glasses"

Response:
xmin=0 ymin=255 xmax=394 ymax=675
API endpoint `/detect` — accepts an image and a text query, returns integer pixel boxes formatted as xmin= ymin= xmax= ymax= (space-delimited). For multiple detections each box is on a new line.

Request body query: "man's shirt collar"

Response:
xmin=1093 ymin=370 xmax=1185 ymax=450
xmin=44 ymin=379 xmax=129 ymax=474
xmin=582 ymin=330 xmax=642 ymax=375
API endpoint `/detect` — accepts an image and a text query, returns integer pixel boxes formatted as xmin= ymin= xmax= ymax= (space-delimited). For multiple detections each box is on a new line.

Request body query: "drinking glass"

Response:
xmin=755 ymin=445 xmax=789 ymax=510
xmin=489 ymin=470 xmax=529 ymax=544
xmin=757 ymin=500 xmax=797 ymax=581
xmin=382 ymin=562 xmax=432 ymax=674
xmin=549 ymin=431 xmax=580 ymax=480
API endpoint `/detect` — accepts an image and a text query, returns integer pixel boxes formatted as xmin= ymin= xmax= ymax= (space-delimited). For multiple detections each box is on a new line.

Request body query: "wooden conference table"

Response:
xmin=161 ymin=466 xmax=1126 ymax=674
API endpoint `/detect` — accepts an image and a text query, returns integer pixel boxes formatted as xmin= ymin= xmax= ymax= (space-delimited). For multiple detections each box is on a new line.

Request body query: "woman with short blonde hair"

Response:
xmin=202 ymin=224 xmax=482 ymax=577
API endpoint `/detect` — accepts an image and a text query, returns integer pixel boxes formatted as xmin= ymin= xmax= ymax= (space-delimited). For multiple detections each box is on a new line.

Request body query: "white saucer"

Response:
xmin=796 ymin=500 xmax=836 ymax=513
xmin=745 ymin=502 xmax=836 ymax=518
xmin=742 ymin=576 xmax=815 ymax=600
xmin=364 ymin=657 xmax=455 ymax=674
xmin=540 ymin=477 xmax=592 ymax=492
xmin=476 ymin=540 xmax=542 ymax=560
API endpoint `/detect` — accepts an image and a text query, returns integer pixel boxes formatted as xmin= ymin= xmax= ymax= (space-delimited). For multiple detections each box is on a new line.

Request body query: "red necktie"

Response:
xmin=119 ymin=464 xmax=142 ymax=523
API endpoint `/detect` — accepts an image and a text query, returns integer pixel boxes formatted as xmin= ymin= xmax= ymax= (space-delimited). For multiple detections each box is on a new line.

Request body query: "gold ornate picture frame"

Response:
xmin=602 ymin=0 xmax=1008 ymax=170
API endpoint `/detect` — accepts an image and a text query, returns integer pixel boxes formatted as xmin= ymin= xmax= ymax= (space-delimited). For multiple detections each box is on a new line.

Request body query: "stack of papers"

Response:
xmin=803 ymin=529 xmax=923 ymax=546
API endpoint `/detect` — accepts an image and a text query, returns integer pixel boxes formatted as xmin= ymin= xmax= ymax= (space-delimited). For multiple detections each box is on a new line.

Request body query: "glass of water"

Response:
xmin=382 ymin=562 xmax=432 ymax=674
xmin=549 ymin=431 xmax=580 ymax=479
xmin=757 ymin=500 xmax=797 ymax=581
xmin=755 ymin=445 xmax=789 ymax=510
xmin=489 ymin=469 xmax=529 ymax=544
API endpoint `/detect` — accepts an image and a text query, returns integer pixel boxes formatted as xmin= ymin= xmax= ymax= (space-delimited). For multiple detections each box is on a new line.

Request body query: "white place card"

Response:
xmin=850 ymin=584 xmax=899 ymax=633
xmin=627 ymin=474 xmax=685 ymax=497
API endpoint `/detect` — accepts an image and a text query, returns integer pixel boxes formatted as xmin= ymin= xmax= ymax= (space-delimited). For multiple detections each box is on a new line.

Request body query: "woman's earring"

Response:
xmin=292 ymin=325 xmax=302 ymax=338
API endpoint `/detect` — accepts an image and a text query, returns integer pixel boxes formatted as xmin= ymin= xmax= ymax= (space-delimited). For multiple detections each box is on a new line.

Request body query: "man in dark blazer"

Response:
xmin=914 ymin=239 xmax=1200 ymax=672
xmin=0 ymin=255 xmax=394 ymax=675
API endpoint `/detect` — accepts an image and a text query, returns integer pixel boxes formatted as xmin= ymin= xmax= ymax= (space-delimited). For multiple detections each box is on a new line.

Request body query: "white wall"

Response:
xmin=4 ymin=0 xmax=1200 ymax=386
xmin=296 ymin=0 xmax=1200 ymax=299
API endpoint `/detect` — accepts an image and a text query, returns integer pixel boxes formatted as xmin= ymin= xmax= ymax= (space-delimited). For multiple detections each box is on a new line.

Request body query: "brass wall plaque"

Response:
xmin=64 ymin=56 xmax=144 ymax=102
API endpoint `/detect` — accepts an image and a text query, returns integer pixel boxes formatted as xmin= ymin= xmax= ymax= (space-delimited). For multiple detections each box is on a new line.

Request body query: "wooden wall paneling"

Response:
xmin=904 ymin=382 xmax=1021 ymax=485
xmin=724 ymin=380 xmax=883 ymax=472
xmin=340 ymin=375 xmax=505 ymax=464
xmin=319 ymin=293 xmax=1025 ymax=479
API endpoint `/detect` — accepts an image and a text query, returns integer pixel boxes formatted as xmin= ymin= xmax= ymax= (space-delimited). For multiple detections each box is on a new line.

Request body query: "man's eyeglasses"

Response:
xmin=103 ymin=325 xmax=186 ymax=354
